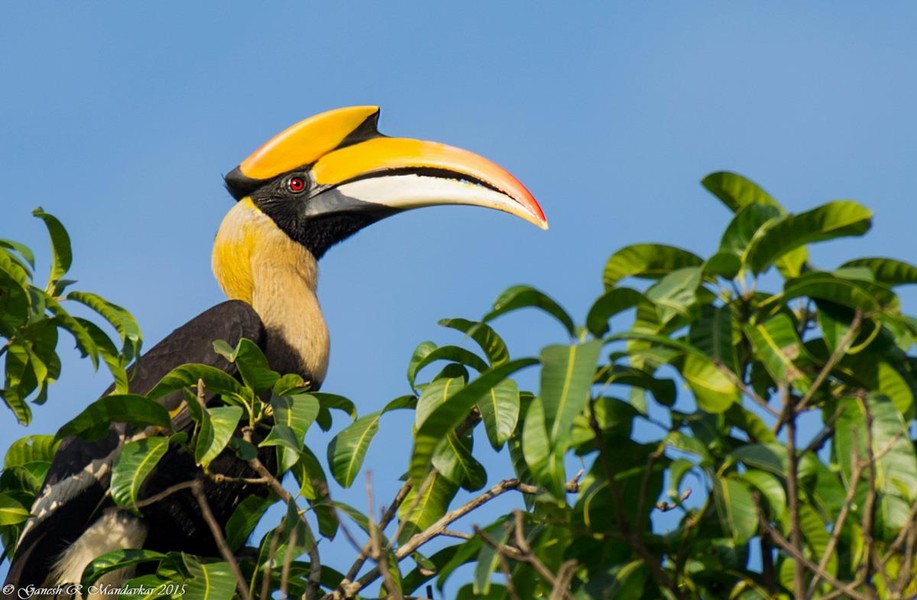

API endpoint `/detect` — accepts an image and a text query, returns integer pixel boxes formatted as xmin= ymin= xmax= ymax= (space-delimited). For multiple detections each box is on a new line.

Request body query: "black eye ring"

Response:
xmin=287 ymin=176 xmax=307 ymax=194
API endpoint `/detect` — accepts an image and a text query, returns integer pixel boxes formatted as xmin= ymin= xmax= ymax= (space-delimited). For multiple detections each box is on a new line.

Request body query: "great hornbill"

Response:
xmin=3 ymin=106 xmax=546 ymax=590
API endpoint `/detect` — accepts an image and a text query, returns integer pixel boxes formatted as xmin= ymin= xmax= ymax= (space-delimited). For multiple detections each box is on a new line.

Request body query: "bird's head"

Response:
xmin=213 ymin=106 xmax=546 ymax=306
xmin=221 ymin=106 xmax=546 ymax=260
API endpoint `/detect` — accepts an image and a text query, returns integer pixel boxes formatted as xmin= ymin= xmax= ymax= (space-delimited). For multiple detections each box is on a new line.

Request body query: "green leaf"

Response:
xmin=57 ymin=395 xmax=171 ymax=441
xmin=744 ymin=201 xmax=872 ymax=275
xmin=327 ymin=411 xmax=382 ymax=487
xmin=484 ymin=285 xmax=576 ymax=337
xmin=739 ymin=470 xmax=786 ymax=520
xmin=744 ymin=312 xmax=813 ymax=392
xmin=225 ymin=495 xmax=274 ymax=551
xmin=719 ymin=202 xmax=782 ymax=256
xmin=477 ymin=379 xmax=520 ymax=450
xmin=522 ymin=397 xmax=565 ymax=497
xmin=398 ymin=470 xmax=459 ymax=544
xmin=410 ymin=359 xmax=538 ymax=485
xmin=32 ymin=208 xmax=72 ymax=292
xmin=66 ymin=291 xmax=142 ymax=362
xmin=678 ymin=353 xmax=740 ymax=413
xmin=3 ymin=435 xmax=59 ymax=468
xmin=212 ymin=337 xmax=278 ymax=393
xmin=416 ymin=376 xmax=465 ymax=429
xmin=767 ymin=271 xmax=885 ymax=314
xmin=728 ymin=444 xmax=787 ymax=475
xmin=111 ymin=436 xmax=169 ymax=508
xmin=195 ymin=406 xmax=242 ymax=467
xmin=0 ymin=238 xmax=35 ymax=270
xmin=45 ymin=295 xmax=99 ymax=369
xmin=0 ymin=493 xmax=30 ymax=526
xmin=408 ymin=344 xmax=489 ymax=389
xmin=645 ymin=266 xmax=702 ymax=324
xmin=586 ymin=287 xmax=651 ymax=337
xmin=689 ymin=304 xmax=738 ymax=373
xmin=540 ymin=341 xmax=602 ymax=445
xmin=702 ymin=171 xmax=783 ymax=214
xmin=473 ymin=523 xmax=509 ymax=596
xmin=148 ymin=364 xmax=248 ymax=405
xmin=438 ymin=318 xmax=509 ymax=366
xmin=603 ymin=244 xmax=703 ymax=290
xmin=712 ymin=474 xmax=757 ymax=544
xmin=311 ymin=392 xmax=357 ymax=431
xmin=840 ymin=257 xmax=917 ymax=287
xmin=432 ymin=430 xmax=487 ymax=491
xmin=80 ymin=549 xmax=169 ymax=586
xmin=271 ymin=392 xmax=319 ymax=439
xmin=184 ymin=557 xmax=236 ymax=600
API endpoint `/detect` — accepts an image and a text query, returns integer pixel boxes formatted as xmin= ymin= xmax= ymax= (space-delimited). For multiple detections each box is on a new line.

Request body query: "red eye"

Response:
xmin=288 ymin=177 xmax=306 ymax=193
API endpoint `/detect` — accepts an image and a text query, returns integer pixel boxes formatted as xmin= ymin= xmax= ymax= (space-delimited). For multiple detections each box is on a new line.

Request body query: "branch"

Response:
xmin=242 ymin=427 xmax=322 ymax=600
xmin=758 ymin=506 xmax=868 ymax=600
xmin=190 ymin=479 xmax=252 ymax=600
xmin=338 ymin=474 xmax=581 ymax=599
xmin=781 ymin=384 xmax=805 ymax=599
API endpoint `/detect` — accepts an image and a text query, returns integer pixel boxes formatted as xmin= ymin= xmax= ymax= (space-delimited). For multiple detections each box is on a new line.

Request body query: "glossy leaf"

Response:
xmin=432 ymin=430 xmax=486 ymax=491
xmin=212 ymin=337 xmax=277 ymax=393
xmin=744 ymin=201 xmax=872 ymax=275
xmin=713 ymin=475 xmax=757 ymax=544
xmin=327 ymin=411 xmax=381 ymax=487
xmin=841 ymin=257 xmax=917 ymax=287
xmin=0 ymin=493 xmax=30 ymax=526
xmin=195 ymin=406 xmax=242 ymax=467
xmin=408 ymin=344 xmax=488 ymax=389
xmin=585 ymin=287 xmax=650 ymax=337
xmin=184 ymin=557 xmax=236 ymax=600
xmin=3 ymin=435 xmax=58 ymax=468
xmin=484 ymin=285 xmax=576 ymax=337
xmin=32 ymin=208 xmax=72 ymax=292
xmin=603 ymin=244 xmax=703 ymax=290
xmin=702 ymin=171 xmax=782 ymax=213
xmin=438 ymin=317 xmax=509 ymax=366
xmin=148 ymin=364 xmax=248 ymax=405
xmin=679 ymin=352 xmax=740 ymax=413
xmin=540 ymin=341 xmax=602 ymax=446
xmin=744 ymin=312 xmax=812 ymax=392
xmin=398 ymin=470 xmax=459 ymax=544
xmin=57 ymin=394 xmax=171 ymax=441
xmin=477 ymin=378 xmax=520 ymax=450
xmin=111 ymin=436 xmax=169 ymax=507
xmin=81 ymin=549 xmax=169 ymax=585
xmin=410 ymin=358 xmax=537 ymax=485
xmin=67 ymin=291 xmax=142 ymax=362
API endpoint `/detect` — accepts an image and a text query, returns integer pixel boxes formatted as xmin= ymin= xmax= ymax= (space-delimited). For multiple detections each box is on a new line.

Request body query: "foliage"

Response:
xmin=2 ymin=174 xmax=916 ymax=599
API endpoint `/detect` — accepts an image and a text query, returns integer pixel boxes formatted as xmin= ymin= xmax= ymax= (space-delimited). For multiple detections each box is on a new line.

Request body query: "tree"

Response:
xmin=1 ymin=172 xmax=915 ymax=599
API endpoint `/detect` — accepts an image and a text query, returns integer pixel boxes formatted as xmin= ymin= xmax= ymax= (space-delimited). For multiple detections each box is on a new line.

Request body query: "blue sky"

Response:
xmin=2 ymin=1 xmax=916 ymax=589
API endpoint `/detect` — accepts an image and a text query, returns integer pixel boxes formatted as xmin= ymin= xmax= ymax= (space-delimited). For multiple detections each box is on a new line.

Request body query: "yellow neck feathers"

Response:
xmin=212 ymin=199 xmax=329 ymax=384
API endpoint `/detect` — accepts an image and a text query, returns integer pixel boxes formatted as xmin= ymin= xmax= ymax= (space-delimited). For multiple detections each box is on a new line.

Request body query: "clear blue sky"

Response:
xmin=2 ymin=1 xmax=916 ymax=588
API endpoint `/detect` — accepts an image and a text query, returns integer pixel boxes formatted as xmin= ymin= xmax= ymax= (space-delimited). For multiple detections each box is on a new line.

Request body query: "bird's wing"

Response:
xmin=5 ymin=300 xmax=264 ymax=585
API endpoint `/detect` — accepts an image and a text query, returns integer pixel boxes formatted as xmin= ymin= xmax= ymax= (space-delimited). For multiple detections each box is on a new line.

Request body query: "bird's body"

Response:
xmin=3 ymin=106 xmax=545 ymax=594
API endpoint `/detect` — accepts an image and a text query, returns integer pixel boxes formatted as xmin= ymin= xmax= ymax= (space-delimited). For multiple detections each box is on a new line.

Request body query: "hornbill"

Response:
xmin=3 ymin=106 xmax=546 ymax=590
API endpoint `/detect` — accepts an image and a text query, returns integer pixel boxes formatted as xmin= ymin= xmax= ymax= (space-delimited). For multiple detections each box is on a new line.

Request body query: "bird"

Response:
xmin=3 ymin=106 xmax=546 ymax=592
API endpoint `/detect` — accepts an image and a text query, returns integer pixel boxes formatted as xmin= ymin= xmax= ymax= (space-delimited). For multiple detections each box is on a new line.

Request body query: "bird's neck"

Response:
xmin=212 ymin=198 xmax=329 ymax=385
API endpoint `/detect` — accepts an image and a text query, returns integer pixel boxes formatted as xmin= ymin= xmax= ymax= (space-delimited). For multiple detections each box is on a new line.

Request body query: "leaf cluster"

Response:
xmin=1 ymin=174 xmax=916 ymax=599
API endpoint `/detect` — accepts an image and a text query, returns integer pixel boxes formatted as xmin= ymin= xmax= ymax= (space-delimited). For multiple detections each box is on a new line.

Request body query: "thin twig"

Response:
xmin=190 ymin=479 xmax=252 ymax=600
xmin=340 ymin=475 xmax=581 ymax=598
xmin=782 ymin=384 xmax=805 ymax=599
xmin=242 ymin=427 xmax=322 ymax=600
xmin=758 ymin=506 xmax=868 ymax=600
xmin=132 ymin=480 xmax=196 ymax=509
xmin=775 ymin=310 xmax=863 ymax=434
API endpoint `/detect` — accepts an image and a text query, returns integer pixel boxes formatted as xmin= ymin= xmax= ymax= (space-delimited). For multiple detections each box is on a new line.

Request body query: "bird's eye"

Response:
xmin=287 ymin=176 xmax=306 ymax=193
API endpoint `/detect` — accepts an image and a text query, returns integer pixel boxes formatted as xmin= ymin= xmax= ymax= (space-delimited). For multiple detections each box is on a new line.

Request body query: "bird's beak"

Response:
xmin=225 ymin=106 xmax=547 ymax=230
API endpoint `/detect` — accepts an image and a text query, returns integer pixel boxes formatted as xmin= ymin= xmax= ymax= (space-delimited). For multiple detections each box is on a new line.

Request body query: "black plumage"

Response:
xmin=5 ymin=301 xmax=270 ymax=586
